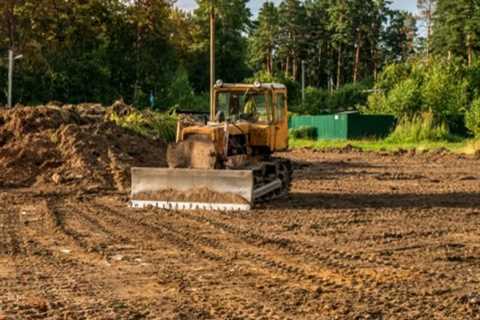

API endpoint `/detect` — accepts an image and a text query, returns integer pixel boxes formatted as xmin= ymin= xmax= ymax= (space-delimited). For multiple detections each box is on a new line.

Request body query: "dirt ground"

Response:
xmin=0 ymin=148 xmax=479 ymax=320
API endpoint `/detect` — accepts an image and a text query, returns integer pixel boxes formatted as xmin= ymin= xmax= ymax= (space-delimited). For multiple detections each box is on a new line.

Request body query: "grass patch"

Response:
xmin=289 ymin=138 xmax=470 ymax=153
xmin=110 ymin=109 xmax=177 ymax=142
xmin=288 ymin=113 xmax=478 ymax=154
xmin=457 ymin=139 xmax=480 ymax=155
xmin=386 ymin=113 xmax=459 ymax=144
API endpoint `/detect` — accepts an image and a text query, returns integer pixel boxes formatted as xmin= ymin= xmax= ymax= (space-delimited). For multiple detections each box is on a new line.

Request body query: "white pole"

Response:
xmin=8 ymin=49 xmax=13 ymax=108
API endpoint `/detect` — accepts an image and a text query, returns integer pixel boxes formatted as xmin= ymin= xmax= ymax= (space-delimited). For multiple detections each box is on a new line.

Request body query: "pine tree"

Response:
xmin=417 ymin=0 xmax=437 ymax=57
xmin=303 ymin=0 xmax=331 ymax=87
xmin=192 ymin=0 xmax=252 ymax=88
xmin=249 ymin=1 xmax=279 ymax=74
xmin=328 ymin=0 xmax=350 ymax=88
xmin=277 ymin=0 xmax=307 ymax=80
xmin=433 ymin=0 xmax=480 ymax=65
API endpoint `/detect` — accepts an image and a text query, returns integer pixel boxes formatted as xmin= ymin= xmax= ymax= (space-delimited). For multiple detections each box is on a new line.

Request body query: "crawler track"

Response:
xmin=1 ymin=150 xmax=480 ymax=319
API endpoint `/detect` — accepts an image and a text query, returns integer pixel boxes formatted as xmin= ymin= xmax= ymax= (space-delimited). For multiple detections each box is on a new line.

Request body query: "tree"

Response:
xmin=328 ymin=0 xmax=351 ymax=88
xmin=277 ymin=0 xmax=307 ymax=80
xmin=432 ymin=0 xmax=480 ymax=65
xmin=383 ymin=10 xmax=417 ymax=62
xmin=417 ymin=0 xmax=437 ymax=57
xmin=303 ymin=0 xmax=331 ymax=87
xmin=191 ymin=0 xmax=252 ymax=90
xmin=248 ymin=1 xmax=279 ymax=74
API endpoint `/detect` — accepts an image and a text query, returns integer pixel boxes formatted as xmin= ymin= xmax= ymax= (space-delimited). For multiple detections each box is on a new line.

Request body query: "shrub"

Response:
xmin=421 ymin=62 xmax=468 ymax=118
xmin=328 ymin=82 xmax=370 ymax=112
xmin=298 ymin=87 xmax=330 ymax=114
xmin=293 ymin=81 xmax=370 ymax=115
xmin=110 ymin=109 xmax=177 ymax=142
xmin=364 ymin=59 xmax=469 ymax=125
xmin=386 ymin=113 xmax=453 ymax=143
xmin=384 ymin=78 xmax=421 ymax=117
xmin=466 ymin=98 xmax=480 ymax=137
xmin=375 ymin=62 xmax=412 ymax=92
xmin=160 ymin=66 xmax=209 ymax=112
xmin=289 ymin=126 xmax=317 ymax=140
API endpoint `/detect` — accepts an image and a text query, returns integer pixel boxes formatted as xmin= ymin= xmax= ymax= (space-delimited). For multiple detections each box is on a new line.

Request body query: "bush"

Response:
xmin=466 ymin=98 xmax=480 ymax=137
xmin=384 ymin=78 xmax=421 ymax=117
xmin=421 ymin=62 xmax=468 ymax=118
xmin=110 ymin=109 xmax=178 ymax=142
xmin=293 ymin=81 xmax=370 ymax=115
xmin=160 ymin=66 xmax=209 ymax=112
xmin=297 ymin=87 xmax=330 ymax=114
xmin=289 ymin=126 xmax=317 ymax=140
xmin=386 ymin=113 xmax=453 ymax=143
xmin=329 ymin=82 xmax=370 ymax=111
xmin=364 ymin=59 xmax=469 ymax=135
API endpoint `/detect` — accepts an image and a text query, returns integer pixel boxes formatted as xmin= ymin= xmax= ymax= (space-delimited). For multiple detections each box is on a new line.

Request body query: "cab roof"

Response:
xmin=214 ymin=83 xmax=287 ymax=90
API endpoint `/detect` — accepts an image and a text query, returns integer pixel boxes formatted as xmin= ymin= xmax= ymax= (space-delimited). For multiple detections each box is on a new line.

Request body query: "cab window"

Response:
xmin=216 ymin=90 xmax=271 ymax=123
xmin=275 ymin=93 xmax=286 ymax=122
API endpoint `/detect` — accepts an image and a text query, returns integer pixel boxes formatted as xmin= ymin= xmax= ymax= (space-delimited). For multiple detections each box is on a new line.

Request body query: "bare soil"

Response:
xmin=0 ymin=103 xmax=166 ymax=191
xmin=134 ymin=189 xmax=249 ymax=204
xmin=1 ymin=146 xmax=480 ymax=319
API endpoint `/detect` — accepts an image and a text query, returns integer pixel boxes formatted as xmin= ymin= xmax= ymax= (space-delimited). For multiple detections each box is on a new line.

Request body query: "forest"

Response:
xmin=1 ymin=0 xmax=480 ymax=139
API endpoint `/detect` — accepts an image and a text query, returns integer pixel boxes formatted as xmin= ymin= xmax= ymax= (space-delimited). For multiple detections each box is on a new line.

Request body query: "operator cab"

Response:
xmin=213 ymin=81 xmax=287 ymax=124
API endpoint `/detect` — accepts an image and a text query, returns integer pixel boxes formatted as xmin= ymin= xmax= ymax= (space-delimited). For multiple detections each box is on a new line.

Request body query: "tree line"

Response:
xmin=362 ymin=0 xmax=480 ymax=139
xmin=0 ymin=0 xmax=419 ymax=109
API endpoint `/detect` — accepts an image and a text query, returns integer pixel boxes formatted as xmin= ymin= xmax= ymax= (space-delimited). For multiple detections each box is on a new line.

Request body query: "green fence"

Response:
xmin=289 ymin=113 xmax=396 ymax=140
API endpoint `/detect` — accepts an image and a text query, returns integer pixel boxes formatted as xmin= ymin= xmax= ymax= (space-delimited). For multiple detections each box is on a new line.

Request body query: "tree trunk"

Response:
xmin=467 ymin=34 xmax=473 ymax=66
xmin=285 ymin=56 xmax=290 ymax=78
xmin=267 ymin=49 xmax=273 ymax=74
xmin=353 ymin=33 xmax=361 ymax=83
xmin=372 ymin=46 xmax=378 ymax=81
xmin=336 ymin=45 xmax=342 ymax=89
xmin=292 ymin=56 xmax=298 ymax=80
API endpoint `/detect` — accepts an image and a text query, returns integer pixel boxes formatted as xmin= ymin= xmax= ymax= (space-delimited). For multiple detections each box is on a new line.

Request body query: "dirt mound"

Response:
xmin=0 ymin=103 xmax=167 ymax=191
xmin=134 ymin=189 xmax=249 ymax=204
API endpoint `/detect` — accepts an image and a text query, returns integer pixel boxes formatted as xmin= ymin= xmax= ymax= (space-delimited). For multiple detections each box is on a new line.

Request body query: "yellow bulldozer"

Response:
xmin=130 ymin=81 xmax=292 ymax=211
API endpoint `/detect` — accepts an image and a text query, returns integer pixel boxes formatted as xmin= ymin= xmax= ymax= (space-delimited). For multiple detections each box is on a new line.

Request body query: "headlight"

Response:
xmin=216 ymin=79 xmax=224 ymax=87
xmin=254 ymin=80 xmax=262 ymax=88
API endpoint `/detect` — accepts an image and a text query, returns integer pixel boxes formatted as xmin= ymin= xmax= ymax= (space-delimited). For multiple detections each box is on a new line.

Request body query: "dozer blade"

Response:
xmin=130 ymin=168 xmax=254 ymax=211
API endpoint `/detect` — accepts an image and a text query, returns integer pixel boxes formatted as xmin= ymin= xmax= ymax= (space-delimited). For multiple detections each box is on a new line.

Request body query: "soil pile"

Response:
xmin=134 ymin=189 xmax=249 ymax=204
xmin=0 ymin=102 xmax=167 ymax=191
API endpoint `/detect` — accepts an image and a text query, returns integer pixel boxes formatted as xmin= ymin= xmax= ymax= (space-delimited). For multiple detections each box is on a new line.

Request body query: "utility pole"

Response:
xmin=210 ymin=0 xmax=216 ymax=121
xmin=7 ymin=49 xmax=23 ymax=108
xmin=301 ymin=60 xmax=306 ymax=103
xmin=8 ymin=50 xmax=13 ymax=108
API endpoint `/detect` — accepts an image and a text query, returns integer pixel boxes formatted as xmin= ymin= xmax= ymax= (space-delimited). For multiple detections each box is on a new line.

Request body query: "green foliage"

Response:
xmin=0 ymin=0 xmax=418 ymax=108
xmin=364 ymin=59 xmax=469 ymax=122
xmin=293 ymin=81 xmax=370 ymax=115
xmin=162 ymin=67 xmax=209 ymax=112
xmin=466 ymin=98 xmax=480 ymax=137
xmin=383 ymin=78 xmax=421 ymax=117
xmin=289 ymin=126 xmax=317 ymax=140
xmin=192 ymin=0 xmax=252 ymax=89
xmin=248 ymin=2 xmax=279 ymax=73
xmin=386 ymin=113 xmax=455 ymax=143
xmin=432 ymin=0 xmax=480 ymax=60
xmin=245 ymin=70 xmax=301 ymax=104
xmin=110 ymin=110 xmax=177 ymax=143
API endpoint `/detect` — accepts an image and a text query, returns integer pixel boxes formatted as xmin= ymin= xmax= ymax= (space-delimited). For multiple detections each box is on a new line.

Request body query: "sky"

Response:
xmin=175 ymin=0 xmax=418 ymax=15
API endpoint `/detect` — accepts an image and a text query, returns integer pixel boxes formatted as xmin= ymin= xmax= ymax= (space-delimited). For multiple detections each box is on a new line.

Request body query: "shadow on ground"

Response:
xmin=266 ymin=192 xmax=480 ymax=210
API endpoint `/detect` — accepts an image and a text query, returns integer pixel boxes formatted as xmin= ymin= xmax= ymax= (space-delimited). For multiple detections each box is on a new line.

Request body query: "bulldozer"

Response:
xmin=130 ymin=81 xmax=292 ymax=211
